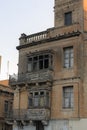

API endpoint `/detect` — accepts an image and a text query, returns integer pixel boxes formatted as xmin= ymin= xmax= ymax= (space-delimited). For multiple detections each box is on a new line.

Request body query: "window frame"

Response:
xmin=64 ymin=11 xmax=72 ymax=26
xmin=28 ymin=91 xmax=50 ymax=108
xmin=4 ymin=100 xmax=9 ymax=113
xmin=27 ymin=53 xmax=53 ymax=72
xmin=62 ymin=86 xmax=74 ymax=109
xmin=63 ymin=46 xmax=74 ymax=68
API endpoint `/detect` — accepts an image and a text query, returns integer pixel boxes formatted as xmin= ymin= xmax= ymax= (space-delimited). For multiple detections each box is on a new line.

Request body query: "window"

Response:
xmin=9 ymin=102 xmax=13 ymax=112
xmin=63 ymin=46 xmax=74 ymax=68
xmin=27 ymin=54 xmax=52 ymax=72
xmin=28 ymin=91 xmax=50 ymax=108
xmin=28 ymin=58 xmax=32 ymax=72
xmin=64 ymin=12 xmax=72 ymax=25
xmin=28 ymin=93 xmax=33 ymax=107
xmin=34 ymin=92 xmax=39 ymax=107
xmin=63 ymin=86 xmax=74 ymax=108
xmin=4 ymin=101 xmax=9 ymax=113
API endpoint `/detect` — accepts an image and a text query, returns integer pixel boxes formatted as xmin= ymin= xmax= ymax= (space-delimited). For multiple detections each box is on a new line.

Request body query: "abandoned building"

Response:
xmin=7 ymin=0 xmax=87 ymax=130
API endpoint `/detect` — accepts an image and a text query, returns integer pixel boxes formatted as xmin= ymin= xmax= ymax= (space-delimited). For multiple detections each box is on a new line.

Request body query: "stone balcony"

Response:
xmin=6 ymin=108 xmax=50 ymax=121
xmin=9 ymin=70 xmax=53 ymax=86
xmin=19 ymin=23 xmax=80 ymax=46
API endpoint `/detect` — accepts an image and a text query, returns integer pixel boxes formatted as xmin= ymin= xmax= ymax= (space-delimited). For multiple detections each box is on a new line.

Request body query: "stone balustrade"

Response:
xmin=19 ymin=23 xmax=80 ymax=45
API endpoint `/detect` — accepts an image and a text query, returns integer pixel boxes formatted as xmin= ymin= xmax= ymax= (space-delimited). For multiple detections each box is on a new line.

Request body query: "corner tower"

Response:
xmin=54 ymin=0 xmax=87 ymax=32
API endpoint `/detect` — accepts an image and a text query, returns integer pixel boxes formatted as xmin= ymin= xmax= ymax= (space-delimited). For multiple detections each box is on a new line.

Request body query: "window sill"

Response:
xmin=61 ymin=107 xmax=74 ymax=111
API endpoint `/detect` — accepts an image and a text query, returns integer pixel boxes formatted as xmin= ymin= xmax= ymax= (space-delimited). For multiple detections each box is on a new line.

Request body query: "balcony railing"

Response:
xmin=26 ymin=31 xmax=48 ymax=44
xmin=19 ymin=23 xmax=80 ymax=45
xmin=9 ymin=70 xmax=53 ymax=85
xmin=6 ymin=108 xmax=50 ymax=121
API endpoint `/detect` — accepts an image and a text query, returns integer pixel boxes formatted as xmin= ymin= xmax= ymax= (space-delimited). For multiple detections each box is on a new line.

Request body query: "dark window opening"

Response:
xmin=29 ymin=98 xmax=33 ymax=107
xmin=27 ymin=53 xmax=53 ymax=72
xmin=40 ymin=92 xmax=44 ymax=96
xmin=35 ymin=92 xmax=39 ymax=96
xmin=4 ymin=101 xmax=9 ymax=113
xmin=39 ymin=60 xmax=43 ymax=69
xmin=44 ymin=59 xmax=49 ymax=68
xmin=65 ymin=12 xmax=72 ymax=25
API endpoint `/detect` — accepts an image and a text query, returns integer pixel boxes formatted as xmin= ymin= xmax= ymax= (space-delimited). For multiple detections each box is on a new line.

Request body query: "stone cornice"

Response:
xmin=16 ymin=31 xmax=81 ymax=50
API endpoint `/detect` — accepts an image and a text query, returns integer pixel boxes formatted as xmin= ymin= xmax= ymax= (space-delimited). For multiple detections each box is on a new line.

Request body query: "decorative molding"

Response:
xmin=17 ymin=31 xmax=81 ymax=50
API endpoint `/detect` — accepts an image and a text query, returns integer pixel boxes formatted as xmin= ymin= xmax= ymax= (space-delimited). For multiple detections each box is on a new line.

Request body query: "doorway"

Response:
xmin=36 ymin=121 xmax=44 ymax=130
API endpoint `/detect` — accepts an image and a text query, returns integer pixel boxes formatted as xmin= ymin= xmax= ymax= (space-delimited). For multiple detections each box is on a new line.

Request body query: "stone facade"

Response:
xmin=0 ymin=80 xmax=14 ymax=130
xmin=8 ymin=0 xmax=87 ymax=130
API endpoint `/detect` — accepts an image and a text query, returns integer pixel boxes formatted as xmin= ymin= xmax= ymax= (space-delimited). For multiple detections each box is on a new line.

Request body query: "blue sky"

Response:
xmin=0 ymin=0 xmax=54 ymax=79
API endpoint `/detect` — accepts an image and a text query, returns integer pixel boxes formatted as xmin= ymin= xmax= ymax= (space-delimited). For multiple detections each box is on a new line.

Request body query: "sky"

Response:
xmin=0 ymin=0 xmax=54 ymax=80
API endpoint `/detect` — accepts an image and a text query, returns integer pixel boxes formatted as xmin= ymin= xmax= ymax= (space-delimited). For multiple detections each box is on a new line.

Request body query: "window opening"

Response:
xmin=64 ymin=12 xmax=72 ymax=25
xmin=27 ymin=53 xmax=53 ymax=72
xmin=63 ymin=86 xmax=74 ymax=108
xmin=64 ymin=46 xmax=73 ymax=68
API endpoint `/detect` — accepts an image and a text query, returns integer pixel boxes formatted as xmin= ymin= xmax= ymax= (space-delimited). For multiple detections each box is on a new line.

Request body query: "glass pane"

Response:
xmin=40 ymin=91 xmax=44 ymax=96
xmin=70 ymin=48 xmax=73 ymax=53
xmin=34 ymin=97 xmax=39 ymax=107
xmin=44 ymin=59 xmax=49 ymax=68
xmin=33 ymin=62 xmax=38 ymax=71
xmin=35 ymin=92 xmax=39 ymax=96
xmin=45 ymin=54 xmax=49 ymax=58
xmin=40 ymin=97 xmax=44 ymax=107
xmin=63 ymin=86 xmax=73 ymax=108
xmin=64 ymin=47 xmax=73 ymax=68
xmin=64 ymin=53 xmax=69 ymax=58
xmin=70 ymin=53 xmax=73 ymax=58
xmin=4 ymin=101 xmax=9 ymax=112
xmin=65 ymin=12 xmax=72 ymax=25
xmin=39 ymin=55 xmax=43 ymax=59
xmin=65 ymin=98 xmax=69 ymax=108
xmin=33 ymin=56 xmax=38 ymax=61
xmin=64 ymin=92 xmax=70 ymax=97
xmin=28 ymin=63 xmax=32 ymax=71
xmin=64 ymin=63 xmax=69 ymax=68
xmin=64 ymin=59 xmax=69 ymax=64
xmin=45 ymin=96 xmax=49 ymax=107
xmin=71 ymin=95 xmax=74 ymax=108
xmin=39 ymin=60 xmax=43 ymax=69
xmin=29 ymin=98 xmax=33 ymax=107
xmin=70 ymin=58 xmax=73 ymax=67
xmin=28 ymin=58 xmax=32 ymax=61
xmin=64 ymin=49 xmax=69 ymax=54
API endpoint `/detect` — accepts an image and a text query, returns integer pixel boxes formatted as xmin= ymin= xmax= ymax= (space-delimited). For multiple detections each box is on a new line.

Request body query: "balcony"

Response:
xmin=9 ymin=70 xmax=53 ymax=86
xmin=6 ymin=108 xmax=50 ymax=121
xmin=19 ymin=23 xmax=80 ymax=46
